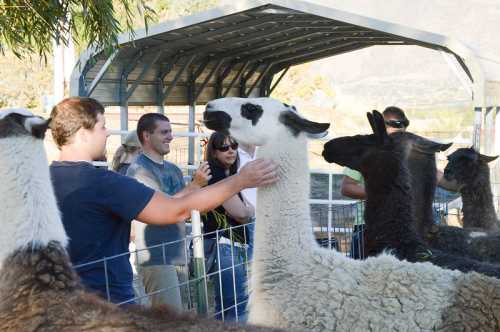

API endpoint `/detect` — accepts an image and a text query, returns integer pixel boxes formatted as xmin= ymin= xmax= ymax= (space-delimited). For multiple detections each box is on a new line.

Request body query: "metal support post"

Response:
xmin=327 ymin=173 xmax=333 ymax=249
xmin=119 ymin=78 xmax=128 ymax=140
xmin=157 ymin=78 xmax=165 ymax=114
xmin=473 ymin=107 xmax=483 ymax=151
xmin=496 ymin=107 xmax=500 ymax=155
xmin=484 ymin=106 xmax=495 ymax=155
xmin=269 ymin=66 xmax=290 ymax=96
xmin=492 ymin=107 xmax=500 ymax=214
xmin=191 ymin=210 xmax=207 ymax=315
xmin=188 ymin=73 xmax=196 ymax=175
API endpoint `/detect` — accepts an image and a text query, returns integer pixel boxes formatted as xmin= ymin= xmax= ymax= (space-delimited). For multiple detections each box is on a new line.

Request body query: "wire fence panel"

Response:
xmin=73 ymin=171 xmax=462 ymax=321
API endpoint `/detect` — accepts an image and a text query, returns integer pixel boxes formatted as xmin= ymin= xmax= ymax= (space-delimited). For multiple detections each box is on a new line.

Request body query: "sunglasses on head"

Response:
xmin=217 ymin=142 xmax=239 ymax=152
xmin=385 ymin=119 xmax=407 ymax=129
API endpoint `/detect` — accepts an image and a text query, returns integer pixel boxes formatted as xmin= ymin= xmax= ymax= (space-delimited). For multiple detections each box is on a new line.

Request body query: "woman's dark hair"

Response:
xmin=204 ymin=132 xmax=239 ymax=175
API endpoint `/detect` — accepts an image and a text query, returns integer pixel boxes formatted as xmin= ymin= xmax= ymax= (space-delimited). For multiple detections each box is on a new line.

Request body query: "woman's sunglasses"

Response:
xmin=216 ymin=142 xmax=239 ymax=152
xmin=385 ymin=119 xmax=407 ymax=129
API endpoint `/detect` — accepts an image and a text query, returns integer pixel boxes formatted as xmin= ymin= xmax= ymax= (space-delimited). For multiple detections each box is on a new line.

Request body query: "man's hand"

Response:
xmin=238 ymin=158 xmax=278 ymax=189
xmin=192 ymin=161 xmax=212 ymax=187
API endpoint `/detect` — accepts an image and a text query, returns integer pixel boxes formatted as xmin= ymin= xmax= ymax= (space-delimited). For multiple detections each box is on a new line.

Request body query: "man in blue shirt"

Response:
xmin=127 ymin=113 xmax=211 ymax=308
xmin=49 ymin=97 xmax=278 ymax=304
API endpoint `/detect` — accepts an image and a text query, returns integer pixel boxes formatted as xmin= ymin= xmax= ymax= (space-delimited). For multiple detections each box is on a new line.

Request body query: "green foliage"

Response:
xmin=0 ymin=0 xmax=220 ymax=109
xmin=0 ymin=0 xmax=155 ymax=58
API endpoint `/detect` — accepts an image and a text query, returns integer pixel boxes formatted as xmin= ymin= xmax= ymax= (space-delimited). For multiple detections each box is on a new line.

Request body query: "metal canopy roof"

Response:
xmin=70 ymin=0 xmax=478 ymax=107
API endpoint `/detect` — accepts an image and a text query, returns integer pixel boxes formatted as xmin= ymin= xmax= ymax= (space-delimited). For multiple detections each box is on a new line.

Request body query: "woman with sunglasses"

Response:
xmin=202 ymin=132 xmax=254 ymax=322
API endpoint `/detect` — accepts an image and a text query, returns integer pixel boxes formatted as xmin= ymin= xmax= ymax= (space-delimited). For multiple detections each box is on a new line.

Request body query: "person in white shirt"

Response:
xmin=237 ymin=142 xmax=257 ymax=259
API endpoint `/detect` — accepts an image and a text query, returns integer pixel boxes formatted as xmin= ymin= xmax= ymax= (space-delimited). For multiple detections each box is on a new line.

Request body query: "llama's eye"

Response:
xmin=241 ymin=103 xmax=263 ymax=126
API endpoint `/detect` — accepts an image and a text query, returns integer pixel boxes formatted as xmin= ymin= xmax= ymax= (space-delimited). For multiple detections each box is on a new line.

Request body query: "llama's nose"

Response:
xmin=203 ymin=111 xmax=232 ymax=132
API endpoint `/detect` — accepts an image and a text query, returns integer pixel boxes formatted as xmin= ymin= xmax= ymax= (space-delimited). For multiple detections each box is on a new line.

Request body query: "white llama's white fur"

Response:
xmin=0 ymin=112 xmax=67 ymax=268
xmin=0 ymin=108 xmax=291 ymax=332
xmin=204 ymin=97 xmax=500 ymax=331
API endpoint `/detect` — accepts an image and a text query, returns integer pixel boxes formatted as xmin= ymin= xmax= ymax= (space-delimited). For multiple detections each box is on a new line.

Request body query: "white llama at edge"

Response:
xmin=0 ymin=109 xmax=286 ymax=332
xmin=203 ymin=97 xmax=500 ymax=332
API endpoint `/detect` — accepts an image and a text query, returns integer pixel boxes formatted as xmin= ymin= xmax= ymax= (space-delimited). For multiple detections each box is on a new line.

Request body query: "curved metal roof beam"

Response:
xmin=70 ymin=0 xmax=485 ymax=106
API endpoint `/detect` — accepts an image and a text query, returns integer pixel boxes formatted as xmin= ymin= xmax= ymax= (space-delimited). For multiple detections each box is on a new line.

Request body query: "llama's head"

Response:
xmin=322 ymin=110 xmax=451 ymax=183
xmin=0 ymin=109 xmax=67 ymax=267
xmin=444 ymin=148 xmax=498 ymax=190
xmin=203 ymin=97 xmax=330 ymax=146
xmin=0 ymin=108 xmax=51 ymax=140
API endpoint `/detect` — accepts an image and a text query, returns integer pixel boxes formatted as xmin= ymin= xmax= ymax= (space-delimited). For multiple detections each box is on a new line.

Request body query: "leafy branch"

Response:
xmin=0 ymin=0 xmax=156 ymax=58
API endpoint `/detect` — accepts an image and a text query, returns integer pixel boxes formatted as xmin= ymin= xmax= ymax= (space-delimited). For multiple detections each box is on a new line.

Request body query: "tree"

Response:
xmin=0 ymin=0 xmax=155 ymax=58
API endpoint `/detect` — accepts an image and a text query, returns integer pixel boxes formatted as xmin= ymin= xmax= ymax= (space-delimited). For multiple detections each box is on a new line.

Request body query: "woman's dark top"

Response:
xmin=202 ymin=161 xmax=248 ymax=243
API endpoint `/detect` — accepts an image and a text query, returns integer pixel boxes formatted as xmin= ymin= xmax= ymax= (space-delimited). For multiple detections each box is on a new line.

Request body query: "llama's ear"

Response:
xmin=367 ymin=110 xmax=388 ymax=144
xmin=439 ymin=142 xmax=453 ymax=152
xmin=414 ymin=140 xmax=452 ymax=154
xmin=279 ymin=111 xmax=330 ymax=137
xmin=367 ymin=112 xmax=377 ymax=135
xmin=25 ymin=117 xmax=51 ymax=139
xmin=478 ymin=154 xmax=499 ymax=163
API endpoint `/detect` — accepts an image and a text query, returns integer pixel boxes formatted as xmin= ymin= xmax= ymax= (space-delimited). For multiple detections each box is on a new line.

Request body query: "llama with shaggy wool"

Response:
xmin=324 ymin=113 xmax=500 ymax=268
xmin=443 ymin=147 xmax=500 ymax=231
xmin=0 ymin=109 xmax=284 ymax=332
xmin=204 ymin=97 xmax=500 ymax=331
xmin=323 ymin=111 xmax=500 ymax=277
xmin=323 ymin=111 xmax=500 ymax=278
xmin=403 ymin=138 xmax=500 ymax=266
xmin=422 ymin=148 xmax=500 ymax=264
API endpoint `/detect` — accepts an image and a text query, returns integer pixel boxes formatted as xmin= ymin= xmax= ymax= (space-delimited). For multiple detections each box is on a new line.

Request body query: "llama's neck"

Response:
xmin=253 ymin=134 xmax=315 ymax=263
xmin=461 ymin=165 xmax=499 ymax=231
xmin=0 ymin=137 xmax=68 ymax=268
xmin=408 ymin=153 xmax=438 ymax=237
xmin=363 ymin=153 xmax=423 ymax=258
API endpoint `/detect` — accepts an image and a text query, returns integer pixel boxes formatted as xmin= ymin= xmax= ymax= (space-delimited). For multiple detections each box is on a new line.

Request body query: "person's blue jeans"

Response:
xmin=245 ymin=221 xmax=255 ymax=262
xmin=204 ymin=239 xmax=248 ymax=322
xmin=350 ymin=224 xmax=365 ymax=259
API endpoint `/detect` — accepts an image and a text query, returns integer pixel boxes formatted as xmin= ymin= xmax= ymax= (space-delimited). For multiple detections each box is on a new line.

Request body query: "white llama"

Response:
xmin=203 ymin=97 xmax=500 ymax=332
xmin=0 ymin=108 xmax=286 ymax=331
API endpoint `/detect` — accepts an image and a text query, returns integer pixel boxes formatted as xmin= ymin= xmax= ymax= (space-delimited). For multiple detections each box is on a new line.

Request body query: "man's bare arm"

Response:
xmin=436 ymin=169 xmax=460 ymax=192
xmin=136 ymin=159 xmax=277 ymax=225
xmin=222 ymin=195 xmax=254 ymax=224
xmin=173 ymin=161 xmax=212 ymax=198
xmin=341 ymin=176 xmax=366 ymax=200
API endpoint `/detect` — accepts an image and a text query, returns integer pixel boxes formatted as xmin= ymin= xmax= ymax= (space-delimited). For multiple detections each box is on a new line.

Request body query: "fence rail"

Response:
xmin=73 ymin=192 xmax=460 ymax=322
